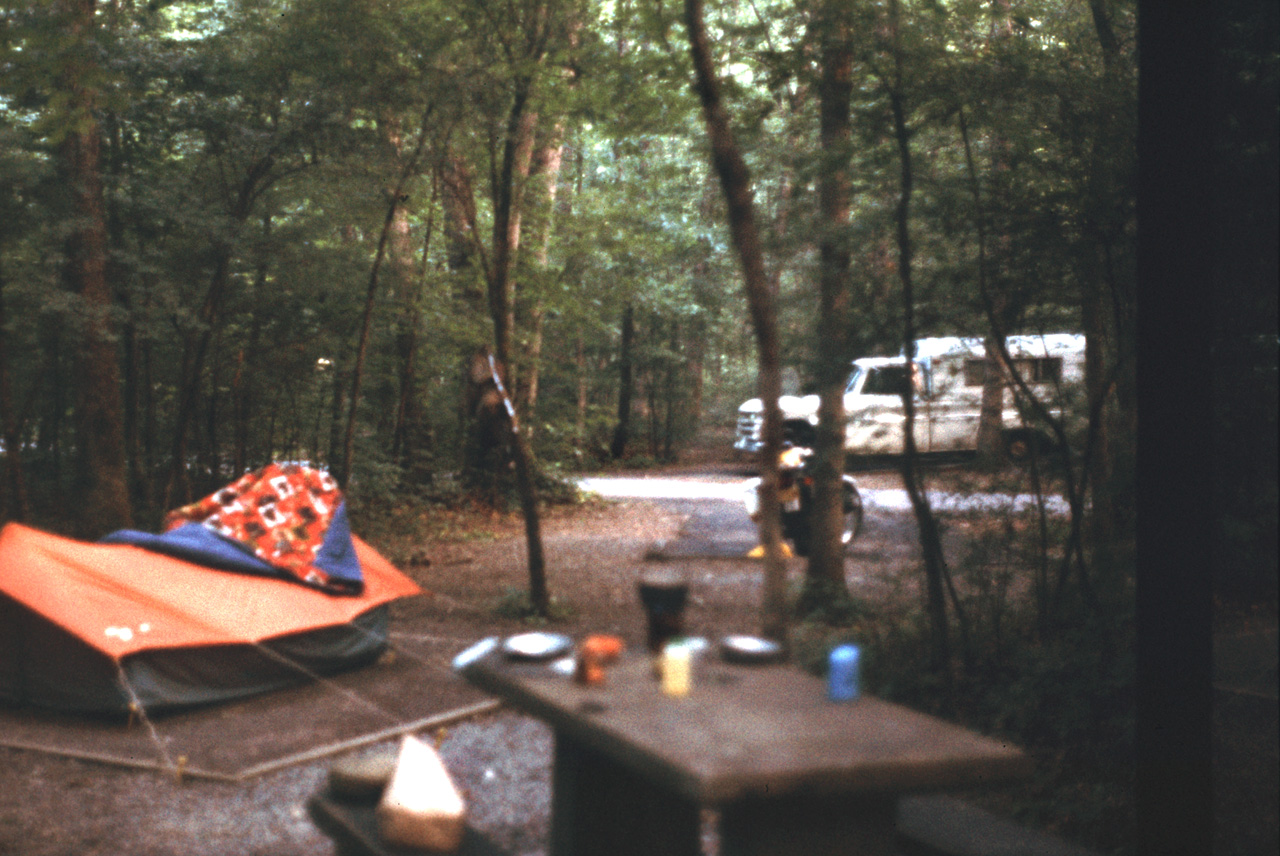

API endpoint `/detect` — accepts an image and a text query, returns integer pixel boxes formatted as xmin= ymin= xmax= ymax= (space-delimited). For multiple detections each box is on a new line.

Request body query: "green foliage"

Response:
xmin=802 ymin=587 xmax=1134 ymax=855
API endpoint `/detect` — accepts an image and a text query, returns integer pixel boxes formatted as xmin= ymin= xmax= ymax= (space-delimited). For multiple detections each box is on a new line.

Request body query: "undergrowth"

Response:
xmin=788 ymin=518 xmax=1135 ymax=856
xmin=348 ymin=468 xmax=590 ymax=565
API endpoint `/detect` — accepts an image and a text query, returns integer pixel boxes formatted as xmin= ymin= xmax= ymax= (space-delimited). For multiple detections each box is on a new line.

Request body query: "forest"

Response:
xmin=1 ymin=0 xmax=1146 ymax=530
xmin=2 ymin=2 xmax=1278 ymax=853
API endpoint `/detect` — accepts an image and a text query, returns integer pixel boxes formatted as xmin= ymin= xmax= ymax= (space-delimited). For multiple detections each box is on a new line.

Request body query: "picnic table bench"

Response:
xmin=461 ymin=646 xmax=1033 ymax=856
xmin=308 ymin=791 xmax=511 ymax=856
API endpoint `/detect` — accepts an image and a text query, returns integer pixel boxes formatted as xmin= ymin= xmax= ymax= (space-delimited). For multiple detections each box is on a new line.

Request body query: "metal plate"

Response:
xmin=720 ymin=635 xmax=785 ymax=664
xmin=502 ymin=632 xmax=573 ymax=661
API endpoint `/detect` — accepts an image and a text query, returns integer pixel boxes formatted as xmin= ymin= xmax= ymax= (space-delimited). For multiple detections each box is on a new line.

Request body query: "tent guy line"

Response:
xmin=115 ymin=659 xmax=180 ymax=774
xmin=0 ymin=698 xmax=503 ymax=784
xmin=98 ymin=618 xmax=496 ymax=780
xmin=0 ymin=613 xmax=503 ymax=782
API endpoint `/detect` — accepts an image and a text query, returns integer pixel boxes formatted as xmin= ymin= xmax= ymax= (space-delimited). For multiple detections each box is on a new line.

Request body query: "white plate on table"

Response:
xmin=720 ymin=634 xmax=784 ymax=664
xmin=502 ymin=632 xmax=573 ymax=661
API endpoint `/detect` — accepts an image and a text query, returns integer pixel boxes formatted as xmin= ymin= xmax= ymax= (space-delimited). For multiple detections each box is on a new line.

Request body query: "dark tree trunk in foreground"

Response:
xmin=685 ymin=0 xmax=788 ymax=642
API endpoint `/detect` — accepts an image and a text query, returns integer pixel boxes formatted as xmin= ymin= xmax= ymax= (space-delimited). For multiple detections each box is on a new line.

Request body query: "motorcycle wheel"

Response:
xmin=840 ymin=479 xmax=864 ymax=546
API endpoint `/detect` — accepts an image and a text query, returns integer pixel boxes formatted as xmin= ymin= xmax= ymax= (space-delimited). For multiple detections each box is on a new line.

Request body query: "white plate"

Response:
xmin=720 ymin=635 xmax=784 ymax=664
xmin=502 ymin=632 xmax=573 ymax=661
xmin=451 ymin=637 xmax=499 ymax=672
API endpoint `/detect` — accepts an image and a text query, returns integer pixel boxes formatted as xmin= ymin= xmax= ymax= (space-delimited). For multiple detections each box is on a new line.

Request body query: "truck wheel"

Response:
xmin=1002 ymin=430 xmax=1045 ymax=465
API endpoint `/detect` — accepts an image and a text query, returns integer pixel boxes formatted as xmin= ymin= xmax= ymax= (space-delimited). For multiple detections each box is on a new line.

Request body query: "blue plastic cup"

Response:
xmin=828 ymin=644 xmax=861 ymax=702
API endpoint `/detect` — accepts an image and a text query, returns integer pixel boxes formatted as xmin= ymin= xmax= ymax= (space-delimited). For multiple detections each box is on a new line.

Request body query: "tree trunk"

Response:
xmin=340 ymin=107 xmax=432 ymax=486
xmin=884 ymin=0 xmax=966 ymax=681
xmin=393 ymin=172 xmax=438 ymax=481
xmin=974 ymin=2 xmax=1018 ymax=467
xmin=518 ymin=123 xmax=566 ymax=429
xmin=804 ymin=0 xmax=856 ymax=614
xmin=0 ymin=264 xmax=30 ymax=521
xmin=975 ymin=334 xmax=1008 ymax=465
xmin=685 ymin=0 xmax=788 ymax=643
xmin=58 ymin=0 xmax=131 ymax=535
xmin=890 ymin=89 xmax=952 ymax=677
xmin=610 ymin=303 xmax=636 ymax=460
xmin=489 ymin=53 xmax=551 ymax=616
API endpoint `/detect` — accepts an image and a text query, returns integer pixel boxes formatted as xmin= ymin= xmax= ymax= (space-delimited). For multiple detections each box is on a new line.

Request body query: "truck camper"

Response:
xmin=733 ymin=334 xmax=1085 ymax=463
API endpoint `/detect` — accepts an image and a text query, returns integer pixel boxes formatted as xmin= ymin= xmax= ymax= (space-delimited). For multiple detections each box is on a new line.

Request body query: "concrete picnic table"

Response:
xmin=461 ymin=643 xmax=1032 ymax=856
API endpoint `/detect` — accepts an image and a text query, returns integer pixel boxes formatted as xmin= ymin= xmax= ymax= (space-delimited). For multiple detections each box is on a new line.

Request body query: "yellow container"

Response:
xmin=661 ymin=641 xmax=692 ymax=697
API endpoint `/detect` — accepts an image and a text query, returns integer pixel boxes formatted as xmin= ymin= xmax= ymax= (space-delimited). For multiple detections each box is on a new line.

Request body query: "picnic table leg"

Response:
xmin=548 ymin=730 xmax=701 ymax=856
xmin=718 ymin=792 xmax=897 ymax=856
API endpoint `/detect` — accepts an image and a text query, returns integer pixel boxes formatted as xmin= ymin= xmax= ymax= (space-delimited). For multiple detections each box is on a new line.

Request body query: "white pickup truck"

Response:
xmin=733 ymin=334 xmax=1085 ymax=462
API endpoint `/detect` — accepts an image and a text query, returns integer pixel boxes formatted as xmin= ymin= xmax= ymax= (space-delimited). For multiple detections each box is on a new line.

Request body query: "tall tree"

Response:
xmin=56 ymin=0 xmax=132 ymax=535
xmin=443 ymin=0 xmax=571 ymax=617
xmin=877 ymin=0 xmax=966 ymax=679
xmin=339 ymin=105 xmax=434 ymax=486
xmin=0 ymin=261 xmax=29 ymax=521
xmin=1078 ymin=0 xmax=1136 ymax=588
xmin=610 ymin=302 xmax=636 ymax=459
xmin=685 ymin=0 xmax=788 ymax=642
xmin=803 ymin=0 xmax=857 ymax=614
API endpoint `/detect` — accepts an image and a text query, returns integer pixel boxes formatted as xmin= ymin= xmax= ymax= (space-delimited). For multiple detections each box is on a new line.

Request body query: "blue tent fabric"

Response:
xmin=101 ymin=524 xmax=279 ymax=577
xmin=311 ymin=503 xmax=363 ymax=586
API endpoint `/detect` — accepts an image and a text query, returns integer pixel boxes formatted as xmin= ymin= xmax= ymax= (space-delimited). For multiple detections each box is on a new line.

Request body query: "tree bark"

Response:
xmin=975 ymin=333 xmax=1009 ymax=463
xmin=487 ymin=21 xmax=552 ymax=616
xmin=517 ymin=124 xmax=565 ymax=429
xmin=973 ymin=1 xmax=1018 ymax=467
xmin=685 ymin=0 xmax=788 ymax=642
xmin=610 ymin=303 xmax=636 ymax=460
xmin=393 ymin=170 xmax=438 ymax=480
xmin=58 ymin=0 xmax=132 ymax=535
xmin=883 ymin=0 xmax=965 ymax=680
xmin=804 ymin=0 xmax=856 ymax=613
xmin=0 ymin=264 xmax=30 ymax=521
xmin=340 ymin=106 xmax=432 ymax=486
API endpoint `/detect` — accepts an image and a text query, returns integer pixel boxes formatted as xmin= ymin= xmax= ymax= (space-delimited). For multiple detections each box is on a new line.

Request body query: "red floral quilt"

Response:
xmin=163 ymin=463 xmax=359 ymax=593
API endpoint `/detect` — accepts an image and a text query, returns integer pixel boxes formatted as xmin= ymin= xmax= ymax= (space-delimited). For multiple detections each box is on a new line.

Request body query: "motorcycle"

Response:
xmin=743 ymin=446 xmax=863 ymax=557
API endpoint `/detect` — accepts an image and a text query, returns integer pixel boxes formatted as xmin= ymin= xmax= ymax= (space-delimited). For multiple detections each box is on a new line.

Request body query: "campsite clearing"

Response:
xmin=0 ymin=469 xmax=929 ymax=856
xmin=0 ymin=462 xmax=1273 ymax=856
xmin=0 ymin=495 xmax=691 ymax=856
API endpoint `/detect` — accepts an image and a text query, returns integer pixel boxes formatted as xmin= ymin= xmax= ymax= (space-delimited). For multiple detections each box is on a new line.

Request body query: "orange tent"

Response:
xmin=0 ymin=523 xmax=421 ymax=714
